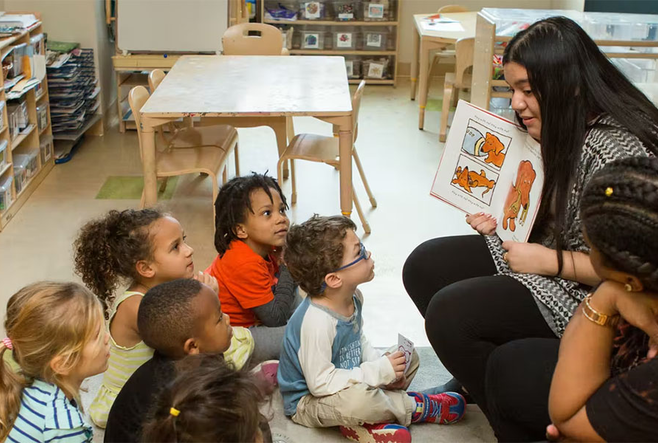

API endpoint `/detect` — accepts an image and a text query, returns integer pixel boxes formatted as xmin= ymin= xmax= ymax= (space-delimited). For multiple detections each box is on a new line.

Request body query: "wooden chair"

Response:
xmin=439 ymin=37 xmax=512 ymax=142
xmin=222 ymin=23 xmax=289 ymax=56
xmin=222 ymin=23 xmax=295 ymax=159
xmin=147 ymin=69 xmax=240 ymax=176
xmin=428 ymin=5 xmax=470 ymax=93
xmin=129 ymin=86 xmax=239 ymax=211
xmin=438 ymin=5 xmax=469 ymax=13
xmin=277 ymin=81 xmax=376 ymax=234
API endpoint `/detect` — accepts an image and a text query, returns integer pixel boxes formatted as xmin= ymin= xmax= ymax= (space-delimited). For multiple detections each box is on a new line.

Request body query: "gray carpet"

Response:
xmin=81 ymin=347 xmax=495 ymax=442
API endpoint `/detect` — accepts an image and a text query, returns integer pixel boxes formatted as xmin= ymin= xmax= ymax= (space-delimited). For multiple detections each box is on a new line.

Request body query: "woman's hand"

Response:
xmin=502 ymin=241 xmax=558 ymax=275
xmin=465 ymin=212 xmax=497 ymax=236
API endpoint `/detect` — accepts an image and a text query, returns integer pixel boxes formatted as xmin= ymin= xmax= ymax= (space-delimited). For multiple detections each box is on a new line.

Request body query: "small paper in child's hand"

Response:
xmin=397 ymin=333 xmax=414 ymax=372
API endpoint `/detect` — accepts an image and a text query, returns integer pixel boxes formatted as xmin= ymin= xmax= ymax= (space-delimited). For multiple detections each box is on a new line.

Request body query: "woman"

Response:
xmin=403 ymin=17 xmax=658 ymax=440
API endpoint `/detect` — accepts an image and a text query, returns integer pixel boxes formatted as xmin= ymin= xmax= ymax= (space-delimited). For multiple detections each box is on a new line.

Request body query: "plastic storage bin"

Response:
xmin=363 ymin=57 xmax=390 ymax=79
xmin=334 ymin=1 xmax=360 ymax=21
xmin=37 ymin=104 xmax=48 ymax=132
xmin=13 ymin=151 xmax=38 ymax=180
xmin=333 ymin=27 xmax=359 ymax=50
xmin=40 ymin=135 xmax=53 ymax=164
xmin=0 ymin=140 xmax=8 ymax=171
xmin=301 ymin=28 xmax=326 ymax=49
xmin=300 ymin=1 xmax=329 ymax=20
xmin=0 ymin=175 xmax=12 ymax=212
xmin=363 ymin=27 xmax=389 ymax=50
xmin=363 ymin=0 xmax=390 ymax=21
xmin=13 ymin=154 xmax=28 ymax=195
xmin=264 ymin=1 xmax=298 ymax=21
xmin=0 ymin=102 xmax=5 ymax=133
xmin=344 ymin=56 xmax=363 ymax=79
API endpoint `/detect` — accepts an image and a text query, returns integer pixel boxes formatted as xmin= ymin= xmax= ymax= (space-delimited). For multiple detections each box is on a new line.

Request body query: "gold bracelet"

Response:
xmin=582 ymin=294 xmax=619 ymax=328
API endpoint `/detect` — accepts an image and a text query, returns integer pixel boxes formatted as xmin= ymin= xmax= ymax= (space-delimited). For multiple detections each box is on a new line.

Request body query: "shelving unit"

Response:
xmin=0 ymin=15 xmax=54 ymax=231
xmin=261 ymin=1 xmax=401 ymax=86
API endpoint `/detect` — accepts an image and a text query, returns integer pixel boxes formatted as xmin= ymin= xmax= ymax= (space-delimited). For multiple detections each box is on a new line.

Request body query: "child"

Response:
xmin=104 ymin=279 xmax=233 ymax=442
xmin=0 ymin=282 xmax=110 ymax=442
xmin=74 ymin=209 xmax=253 ymax=428
xmin=142 ymin=354 xmax=271 ymax=443
xmin=207 ymin=173 xmax=300 ymax=363
xmin=546 ymin=156 xmax=658 ymax=442
xmin=280 ymin=215 xmax=465 ymax=442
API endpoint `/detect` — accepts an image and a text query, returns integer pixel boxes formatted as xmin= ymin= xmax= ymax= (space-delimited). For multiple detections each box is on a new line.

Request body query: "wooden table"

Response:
xmin=410 ymin=12 xmax=476 ymax=130
xmin=139 ymin=55 xmax=355 ymax=215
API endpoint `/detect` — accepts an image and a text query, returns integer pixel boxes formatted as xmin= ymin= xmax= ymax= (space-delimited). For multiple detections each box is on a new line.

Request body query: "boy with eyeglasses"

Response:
xmin=279 ymin=215 xmax=465 ymax=443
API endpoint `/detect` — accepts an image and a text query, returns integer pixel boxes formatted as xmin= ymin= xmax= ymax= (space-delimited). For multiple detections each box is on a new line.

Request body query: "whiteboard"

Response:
xmin=117 ymin=0 xmax=228 ymax=54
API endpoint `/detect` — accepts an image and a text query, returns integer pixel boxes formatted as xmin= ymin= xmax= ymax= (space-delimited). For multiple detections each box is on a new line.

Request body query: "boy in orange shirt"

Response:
xmin=207 ymin=174 xmax=299 ymax=364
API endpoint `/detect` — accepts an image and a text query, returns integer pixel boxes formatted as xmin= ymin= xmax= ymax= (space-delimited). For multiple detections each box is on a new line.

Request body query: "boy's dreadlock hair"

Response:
xmin=581 ymin=156 xmax=658 ymax=372
xmin=213 ymin=173 xmax=288 ymax=256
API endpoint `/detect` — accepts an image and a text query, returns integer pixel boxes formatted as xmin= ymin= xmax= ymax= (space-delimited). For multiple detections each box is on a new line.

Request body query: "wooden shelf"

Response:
xmin=53 ymin=113 xmax=102 ymax=142
xmin=0 ymin=162 xmax=11 ymax=177
xmin=11 ymin=124 xmax=36 ymax=150
xmin=349 ymin=79 xmax=394 ymax=85
xmin=290 ymin=49 xmax=396 ymax=55
xmin=265 ymin=19 xmax=398 ymax=26
xmin=39 ymin=124 xmax=50 ymax=136
xmin=36 ymin=90 xmax=47 ymax=101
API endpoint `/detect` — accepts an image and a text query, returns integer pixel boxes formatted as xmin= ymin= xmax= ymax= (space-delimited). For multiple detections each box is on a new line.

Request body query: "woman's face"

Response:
xmin=505 ymin=62 xmax=542 ymax=141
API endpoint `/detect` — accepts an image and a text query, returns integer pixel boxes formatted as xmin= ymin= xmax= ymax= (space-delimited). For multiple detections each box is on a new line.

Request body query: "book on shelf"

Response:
xmin=430 ymin=100 xmax=544 ymax=242
xmin=0 ymin=14 xmax=38 ymax=33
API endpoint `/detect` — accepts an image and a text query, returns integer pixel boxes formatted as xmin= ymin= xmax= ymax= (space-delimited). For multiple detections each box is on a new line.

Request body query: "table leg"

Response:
xmin=117 ymin=72 xmax=125 ymax=133
xmin=418 ymin=38 xmax=430 ymax=130
xmin=140 ymin=123 xmax=158 ymax=207
xmin=338 ymin=124 xmax=353 ymax=217
xmin=410 ymin=27 xmax=420 ymax=101
xmin=271 ymin=117 xmax=290 ymax=179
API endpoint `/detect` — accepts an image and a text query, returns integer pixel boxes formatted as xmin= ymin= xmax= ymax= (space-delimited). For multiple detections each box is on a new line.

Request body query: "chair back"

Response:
xmin=148 ymin=69 xmax=166 ymax=91
xmin=454 ymin=37 xmax=474 ymax=86
xmin=437 ymin=5 xmax=469 ymax=13
xmin=222 ymin=23 xmax=285 ymax=55
xmin=128 ymin=86 xmax=151 ymax=160
xmin=351 ymin=80 xmax=366 ymax=143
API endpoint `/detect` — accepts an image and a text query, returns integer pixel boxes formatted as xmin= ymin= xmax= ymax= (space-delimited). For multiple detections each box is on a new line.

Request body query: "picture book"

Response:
xmin=431 ymin=100 xmax=544 ymax=243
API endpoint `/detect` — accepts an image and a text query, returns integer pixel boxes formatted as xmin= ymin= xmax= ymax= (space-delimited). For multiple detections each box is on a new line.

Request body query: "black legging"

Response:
xmin=403 ymin=235 xmax=558 ymax=441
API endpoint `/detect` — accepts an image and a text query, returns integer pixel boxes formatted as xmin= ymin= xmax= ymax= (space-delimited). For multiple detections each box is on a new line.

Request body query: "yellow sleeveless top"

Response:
xmin=89 ymin=291 xmax=153 ymax=428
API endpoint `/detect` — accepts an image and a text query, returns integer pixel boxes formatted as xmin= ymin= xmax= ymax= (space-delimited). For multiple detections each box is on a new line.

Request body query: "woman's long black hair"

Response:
xmin=503 ymin=17 xmax=658 ymax=272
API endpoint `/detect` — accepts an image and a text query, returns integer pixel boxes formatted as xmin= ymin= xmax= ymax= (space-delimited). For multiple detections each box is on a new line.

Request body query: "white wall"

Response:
xmin=3 ymin=0 xmax=116 ymax=114
xmin=551 ymin=0 xmax=585 ymax=10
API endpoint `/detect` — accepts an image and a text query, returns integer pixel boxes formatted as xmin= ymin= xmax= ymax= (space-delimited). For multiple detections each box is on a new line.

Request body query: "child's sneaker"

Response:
xmin=251 ymin=360 xmax=279 ymax=393
xmin=408 ymin=391 xmax=466 ymax=424
xmin=339 ymin=423 xmax=412 ymax=443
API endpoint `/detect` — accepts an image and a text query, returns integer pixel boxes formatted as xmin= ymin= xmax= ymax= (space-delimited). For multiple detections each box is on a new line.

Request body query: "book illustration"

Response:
xmin=502 ymin=160 xmax=537 ymax=232
xmin=461 ymin=119 xmax=511 ymax=170
xmin=303 ymin=33 xmax=320 ymax=49
xmin=398 ymin=334 xmax=415 ymax=373
xmin=450 ymin=155 xmax=498 ymax=205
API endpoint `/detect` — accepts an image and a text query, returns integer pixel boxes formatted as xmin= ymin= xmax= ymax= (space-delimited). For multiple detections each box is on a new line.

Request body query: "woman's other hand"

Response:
xmin=465 ymin=212 xmax=497 ymax=236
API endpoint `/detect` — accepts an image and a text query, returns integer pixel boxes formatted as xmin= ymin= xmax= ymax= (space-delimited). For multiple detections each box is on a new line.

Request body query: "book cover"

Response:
xmin=431 ymin=100 xmax=544 ymax=242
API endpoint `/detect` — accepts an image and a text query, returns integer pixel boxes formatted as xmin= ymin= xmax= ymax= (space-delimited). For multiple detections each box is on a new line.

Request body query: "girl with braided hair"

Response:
xmin=485 ymin=157 xmax=658 ymax=441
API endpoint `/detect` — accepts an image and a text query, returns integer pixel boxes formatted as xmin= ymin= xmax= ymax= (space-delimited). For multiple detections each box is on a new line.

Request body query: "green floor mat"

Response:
xmin=95 ymin=176 xmax=179 ymax=200
xmin=426 ymin=98 xmax=457 ymax=112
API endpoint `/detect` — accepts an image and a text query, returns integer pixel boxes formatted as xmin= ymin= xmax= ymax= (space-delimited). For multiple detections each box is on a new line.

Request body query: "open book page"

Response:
xmin=431 ymin=100 xmax=543 ymax=242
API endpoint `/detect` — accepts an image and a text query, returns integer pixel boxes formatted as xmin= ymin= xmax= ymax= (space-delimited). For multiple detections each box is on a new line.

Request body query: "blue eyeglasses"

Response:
xmin=333 ymin=242 xmax=370 ymax=272
xmin=320 ymin=242 xmax=370 ymax=292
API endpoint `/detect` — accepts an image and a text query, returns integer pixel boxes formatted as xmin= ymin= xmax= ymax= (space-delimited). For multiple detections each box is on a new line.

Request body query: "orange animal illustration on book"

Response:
xmin=452 ymin=166 xmax=496 ymax=196
xmin=502 ymin=160 xmax=537 ymax=232
xmin=461 ymin=126 xmax=508 ymax=169
xmin=481 ymin=132 xmax=506 ymax=168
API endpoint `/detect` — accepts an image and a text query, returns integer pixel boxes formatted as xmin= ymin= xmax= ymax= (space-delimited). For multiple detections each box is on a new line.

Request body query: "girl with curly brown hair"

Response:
xmin=72 ymin=209 xmax=253 ymax=428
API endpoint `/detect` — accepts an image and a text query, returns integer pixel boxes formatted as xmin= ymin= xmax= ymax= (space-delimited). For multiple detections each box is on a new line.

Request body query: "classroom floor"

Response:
xmin=0 ymin=79 xmax=495 ymax=442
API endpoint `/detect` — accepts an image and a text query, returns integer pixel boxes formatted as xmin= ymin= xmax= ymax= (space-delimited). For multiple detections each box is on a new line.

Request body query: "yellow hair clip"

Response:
xmin=170 ymin=407 xmax=180 ymax=417
xmin=605 ymin=187 xmax=613 ymax=197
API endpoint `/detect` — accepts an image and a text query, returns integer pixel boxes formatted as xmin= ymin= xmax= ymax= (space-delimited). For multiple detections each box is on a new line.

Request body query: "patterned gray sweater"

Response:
xmin=485 ymin=115 xmax=654 ymax=336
